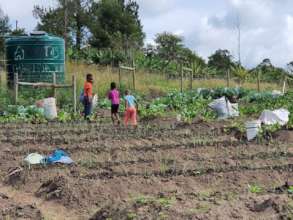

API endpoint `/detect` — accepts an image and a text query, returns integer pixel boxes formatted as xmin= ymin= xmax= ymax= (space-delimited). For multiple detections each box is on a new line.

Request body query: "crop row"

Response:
xmin=76 ymin=163 xmax=293 ymax=180
xmin=0 ymin=126 xmax=224 ymax=138
xmin=75 ymin=150 xmax=293 ymax=170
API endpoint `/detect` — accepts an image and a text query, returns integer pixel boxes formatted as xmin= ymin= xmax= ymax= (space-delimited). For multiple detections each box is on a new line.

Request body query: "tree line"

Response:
xmin=0 ymin=0 xmax=292 ymax=84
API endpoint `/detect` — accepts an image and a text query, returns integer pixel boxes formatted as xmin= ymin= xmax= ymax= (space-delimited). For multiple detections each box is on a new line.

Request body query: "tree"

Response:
xmin=0 ymin=7 xmax=10 ymax=55
xmin=10 ymin=28 xmax=26 ymax=36
xmin=154 ymin=32 xmax=183 ymax=69
xmin=89 ymin=0 xmax=144 ymax=54
xmin=33 ymin=0 xmax=91 ymax=50
xmin=232 ymin=65 xmax=249 ymax=86
xmin=253 ymin=58 xmax=286 ymax=82
xmin=178 ymin=47 xmax=205 ymax=67
xmin=287 ymin=61 xmax=293 ymax=75
xmin=208 ymin=49 xmax=235 ymax=75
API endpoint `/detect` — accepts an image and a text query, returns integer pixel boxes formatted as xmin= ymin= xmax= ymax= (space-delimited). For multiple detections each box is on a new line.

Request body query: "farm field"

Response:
xmin=1 ymin=114 xmax=293 ymax=220
xmin=2 ymin=0 xmax=293 ymax=219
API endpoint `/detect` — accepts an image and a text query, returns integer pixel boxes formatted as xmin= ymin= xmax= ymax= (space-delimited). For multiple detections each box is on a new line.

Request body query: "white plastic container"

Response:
xmin=43 ymin=97 xmax=57 ymax=120
xmin=246 ymin=120 xmax=261 ymax=141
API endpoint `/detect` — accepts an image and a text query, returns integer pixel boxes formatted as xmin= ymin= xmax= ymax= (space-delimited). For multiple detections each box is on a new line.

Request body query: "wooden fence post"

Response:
xmin=72 ymin=74 xmax=77 ymax=113
xmin=132 ymin=60 xmax=136 ymax=91
xmin=0 ymin=67 xmax=2 ymax=88
xmin=226 ymin=69 xmax=230 ymax=87
xmin=14 ymin=72 xmax=18 ymax=104
xmin=52 ymin=72 xmax=57 ymax=98
xmin=257 ymin=70 xmax=261 ymax=92
xmin=118 ymin=62 xmax=121 ymax=88
xmin=180 ymin=63 xmax=183 ymax=93
xmin=282 ymin=75 xmax=287 ymax=94
xmin=190 ymin=63 xmax=193 ymax=90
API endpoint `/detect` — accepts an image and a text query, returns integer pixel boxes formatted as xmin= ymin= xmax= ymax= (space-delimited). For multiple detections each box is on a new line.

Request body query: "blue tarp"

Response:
xmin=44 ymin=149 xmax=74 ymax=165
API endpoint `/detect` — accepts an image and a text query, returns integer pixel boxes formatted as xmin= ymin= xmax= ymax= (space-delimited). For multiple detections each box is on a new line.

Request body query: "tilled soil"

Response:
xmin=0 ymin=119 xmax=293 ymax=219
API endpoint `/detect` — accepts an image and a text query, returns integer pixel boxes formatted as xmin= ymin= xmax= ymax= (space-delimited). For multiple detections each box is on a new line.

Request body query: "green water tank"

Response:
xmin=5 ymin=31 xmax=65 ymax=85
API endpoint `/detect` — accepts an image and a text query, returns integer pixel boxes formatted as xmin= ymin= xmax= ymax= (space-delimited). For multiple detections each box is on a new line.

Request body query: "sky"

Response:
xmin=1 ymin=0 xmax=293 ymax=68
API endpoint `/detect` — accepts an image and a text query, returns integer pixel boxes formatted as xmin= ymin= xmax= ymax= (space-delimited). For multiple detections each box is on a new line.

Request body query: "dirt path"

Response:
xmin=0 ymin=184 xmax=84 ymax=220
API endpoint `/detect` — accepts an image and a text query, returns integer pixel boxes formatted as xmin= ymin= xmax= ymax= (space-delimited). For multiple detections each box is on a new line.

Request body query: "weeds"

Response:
xmin=132 ymin=194 xmax=175 ymax=209
xmin=127 ymin=212 xmax=137 ymax=220
xmin=189 ymin=203 xmax=211 ymax=214
xmin=248 ymin=184 xmax=263 ymax=194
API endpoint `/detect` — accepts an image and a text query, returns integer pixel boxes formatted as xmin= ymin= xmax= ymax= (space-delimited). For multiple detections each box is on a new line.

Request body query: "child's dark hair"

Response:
xmin=125 ymin=89 xmax=130 ymax=95
xmin=110 ymin=82 xmax=116 ymax=90
xmin=86 ymin=73 xmax=93 ymax=81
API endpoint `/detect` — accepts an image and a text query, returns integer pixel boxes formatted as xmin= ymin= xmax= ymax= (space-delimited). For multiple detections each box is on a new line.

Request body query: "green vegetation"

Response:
xmin=288 ymin=186 xmax=293 ymax=194
xmin=132 ymin=194 xmax=175 ymax=209
xmin=248 ymin=184 xmax=263 ymax=194
xmin=1 ymin=84 xmax=293 ymax=130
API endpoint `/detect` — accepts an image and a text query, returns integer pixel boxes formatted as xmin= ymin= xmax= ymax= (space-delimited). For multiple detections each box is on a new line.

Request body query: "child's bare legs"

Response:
xmin=115 ymin=113 xmax=120 ymax=125
xmin=111 ymin=113 xmax=120 ymax=125
xmin=111 ymin=113 xmax=115 ymax=124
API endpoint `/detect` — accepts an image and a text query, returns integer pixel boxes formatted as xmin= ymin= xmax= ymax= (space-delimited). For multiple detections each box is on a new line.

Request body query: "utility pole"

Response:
xmin=15 ymin=20 xmax=18 ymax=31
xmin=236 ymin=12 xmax=241 ymax=65
xmin=64 ymin=0 xmax=68 ymax=50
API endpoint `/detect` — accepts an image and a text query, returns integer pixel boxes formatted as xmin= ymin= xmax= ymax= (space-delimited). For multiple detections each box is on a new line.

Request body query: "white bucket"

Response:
xmin=246 ymin=120 xmax=261 ymax=141
xmin=43 ymin=97 xmax=57 ymax=120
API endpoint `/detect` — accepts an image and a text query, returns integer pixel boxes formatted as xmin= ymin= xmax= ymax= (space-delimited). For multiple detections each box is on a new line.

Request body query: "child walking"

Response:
xmin=83 ymin=73 xmax=93 ymax=120
xmin=124 ymin=90 xmax=137 ymax=127
xmin=108 ymin=82 xmax=120 ymax=125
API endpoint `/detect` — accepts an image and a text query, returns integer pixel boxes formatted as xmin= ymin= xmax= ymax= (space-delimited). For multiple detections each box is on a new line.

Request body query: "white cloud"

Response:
xmin=0 ymin=0 xmax=55 ymax=31
xmin=136 ymin=0 xmax=177 ymax=17
xmin=140 ymin=0 xmax=293 ymax=67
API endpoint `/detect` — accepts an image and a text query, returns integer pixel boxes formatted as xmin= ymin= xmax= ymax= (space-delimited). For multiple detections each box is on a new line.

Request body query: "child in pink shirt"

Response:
xmin=108 ymin=82 xmax=120 ymax=125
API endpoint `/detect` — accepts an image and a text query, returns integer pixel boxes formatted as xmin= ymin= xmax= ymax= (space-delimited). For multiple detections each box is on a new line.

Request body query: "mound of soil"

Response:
xmin=35 ymin=175 xmax=81 ymax=207
xmin=0 ymin=193 xmax=42 ymax=220
xmin=90 ymin=205 xmax=129 ymax=220
xmin=4 ymin=167 xmax=25 ymax=186
xmin=90 ymin=203 xmax=168 ymax=220
xmin=274 ymin=130 xmax=293 ymax=143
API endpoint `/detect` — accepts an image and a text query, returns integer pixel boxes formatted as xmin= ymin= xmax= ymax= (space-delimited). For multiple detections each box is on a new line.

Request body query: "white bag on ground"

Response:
xmin=208 ymin=97 xmax=239 ymax=119
xmin=259 ymin=108 xmax=290 ymax=126
xmin=246 ymin=120 xmax=261 ymax=141
xmin=43 ymin=97 xmax=57 ymax=120
xmin=272 ymin=90 xmax=283 ymax=97
xmin=24 ymin=153 xmax=45 ymax=165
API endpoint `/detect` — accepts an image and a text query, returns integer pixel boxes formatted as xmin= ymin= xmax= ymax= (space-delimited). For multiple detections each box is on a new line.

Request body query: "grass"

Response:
xmin=65 ymin=62 xmax=281 ymax=97
xmin=0 ymin=62 xmax=283 ymax=110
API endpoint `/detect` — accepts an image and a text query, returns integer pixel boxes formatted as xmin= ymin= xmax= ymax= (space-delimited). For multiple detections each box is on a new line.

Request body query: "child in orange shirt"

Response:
xmin=83 ymin=74 xmax=93 ymax=120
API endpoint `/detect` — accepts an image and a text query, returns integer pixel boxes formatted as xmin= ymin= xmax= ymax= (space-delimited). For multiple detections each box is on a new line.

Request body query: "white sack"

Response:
xmin=259 ymin=108 xmax=290 ymax=126
xmin=208 ymin=97 xmax=239 ymax=119
xmin=24 ymin=153 xmax=45 ymax=165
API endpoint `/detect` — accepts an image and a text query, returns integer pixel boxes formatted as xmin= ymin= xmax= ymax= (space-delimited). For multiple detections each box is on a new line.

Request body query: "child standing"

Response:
xmin=108 ymin=82 xmax=120 ymax=125
xmin=124 ymin=90 xmax=137 ymax=127
xmin=83 ymin=73 xmax=93 ymax=120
